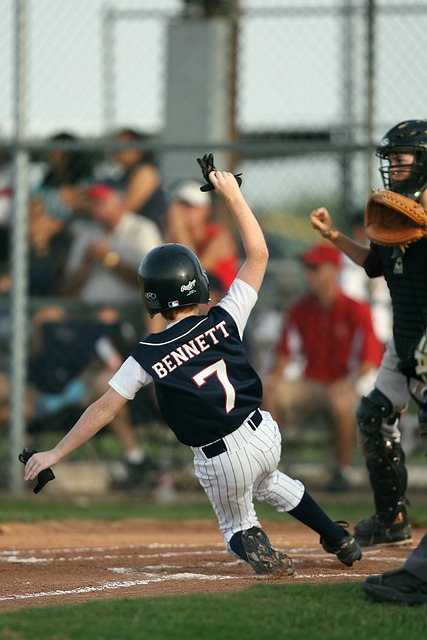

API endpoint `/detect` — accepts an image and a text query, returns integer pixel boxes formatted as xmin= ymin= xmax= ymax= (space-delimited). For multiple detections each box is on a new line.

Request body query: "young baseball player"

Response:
xmin=23 ymin=157 xmax=362 ymax=575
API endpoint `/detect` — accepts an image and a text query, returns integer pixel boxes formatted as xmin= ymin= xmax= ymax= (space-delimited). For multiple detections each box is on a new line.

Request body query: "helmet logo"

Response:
xmin=168 ymin=300 xmax=180 ymax=308
xmin=379 ymin=137 xmax=389 ymax=147
xmin=145 ymin=292 xmax=157 ymax=300
xmin=180 ymin=279 xmax=197 ymax=295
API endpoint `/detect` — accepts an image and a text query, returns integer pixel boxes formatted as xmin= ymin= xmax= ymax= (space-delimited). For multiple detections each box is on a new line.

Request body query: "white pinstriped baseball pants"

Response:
xmin=192 ymin=409 xmax=305 ymax=557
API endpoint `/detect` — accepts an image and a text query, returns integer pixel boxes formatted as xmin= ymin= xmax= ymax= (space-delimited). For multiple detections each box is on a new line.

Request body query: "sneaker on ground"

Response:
xmin=320 ymin=521 xmax=362 ymax=567
xmin=354 ymin=512 xmax=412 ymax=547
xmin=362 ymin=568 xmax=427 ymax=604
xmin=241 ymin=526 xmax=295 ymax=576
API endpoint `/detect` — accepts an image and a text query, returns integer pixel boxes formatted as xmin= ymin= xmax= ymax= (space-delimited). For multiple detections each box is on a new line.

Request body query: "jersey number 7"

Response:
xmin=192 ymin=359 xmax=236 ymax=414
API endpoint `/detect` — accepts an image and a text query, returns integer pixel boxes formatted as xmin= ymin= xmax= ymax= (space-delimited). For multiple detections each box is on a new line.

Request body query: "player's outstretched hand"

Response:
xmin=197 ymin=153 xmax=242 ymax=192
xmin=310 ymin=207 xmax=339 ymax=241
xmin=19 ymin=448 xmax=56 ymax=494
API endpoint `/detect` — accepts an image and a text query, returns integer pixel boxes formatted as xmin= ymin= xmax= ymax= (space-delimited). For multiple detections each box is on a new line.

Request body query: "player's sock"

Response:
xmin=288 ymin=490 xmax=344 ymax=544
xmin=229 ymin=531 xmax=248 ymax=561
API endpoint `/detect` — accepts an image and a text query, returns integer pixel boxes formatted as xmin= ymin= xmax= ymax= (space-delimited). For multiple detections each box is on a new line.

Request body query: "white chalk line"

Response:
xmin=0 ymin=542 xmax=222 ymax=558
xmin=0 ymin=572 xmax=242 ymax=603
xmin=0 ymin=548 xmax=229 ymax=565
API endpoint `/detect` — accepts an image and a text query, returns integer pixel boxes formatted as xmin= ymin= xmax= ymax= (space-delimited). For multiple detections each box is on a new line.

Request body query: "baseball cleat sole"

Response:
xmin=242 ymin=526 xmax=295 ymax=576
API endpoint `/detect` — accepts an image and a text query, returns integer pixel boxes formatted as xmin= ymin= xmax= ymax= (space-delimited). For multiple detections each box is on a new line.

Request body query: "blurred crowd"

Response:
xmin=0 ymin=128 xmax=241 ymax=491
xmin=0 ymin=128 xmax=398 ymax=493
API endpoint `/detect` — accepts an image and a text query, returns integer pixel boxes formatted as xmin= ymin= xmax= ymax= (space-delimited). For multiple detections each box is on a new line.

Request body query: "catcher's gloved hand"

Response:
xmin=365 ymin=189 xmax=427 ymax=246
xmin=197 ymin=153 xmax=242 ymax=192
xmin=18 ymin=448 xmax=55 ymax=494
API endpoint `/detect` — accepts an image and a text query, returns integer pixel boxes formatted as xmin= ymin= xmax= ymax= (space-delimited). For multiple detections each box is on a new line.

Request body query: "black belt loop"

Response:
xmin=201 ymin=408 xmax=262 ymax=459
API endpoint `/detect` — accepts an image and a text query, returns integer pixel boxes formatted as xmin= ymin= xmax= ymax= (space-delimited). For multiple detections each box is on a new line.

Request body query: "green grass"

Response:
xmin=0 ymin=494 xmax=426 ymax=527
xmin=0 ymin=583 xmax=425 ymax=640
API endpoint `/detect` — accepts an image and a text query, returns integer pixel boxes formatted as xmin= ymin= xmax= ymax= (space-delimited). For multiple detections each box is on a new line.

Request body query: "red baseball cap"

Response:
xmin=299 ymin=243 xmax=342 ymax=268
xmin=86 ymin=183 xmax=115 ymax=200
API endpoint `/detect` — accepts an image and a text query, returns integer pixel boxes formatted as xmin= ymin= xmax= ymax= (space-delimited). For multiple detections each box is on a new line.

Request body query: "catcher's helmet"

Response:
xmin=138 ymin=243 xmax=210 ymax=317
xmin=376 ymin=119 xmax=427 ymax=199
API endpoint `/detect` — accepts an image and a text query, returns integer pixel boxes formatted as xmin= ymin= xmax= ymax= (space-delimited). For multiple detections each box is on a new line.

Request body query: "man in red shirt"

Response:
xmin=263 ymin=242 xmax=384 ymax=491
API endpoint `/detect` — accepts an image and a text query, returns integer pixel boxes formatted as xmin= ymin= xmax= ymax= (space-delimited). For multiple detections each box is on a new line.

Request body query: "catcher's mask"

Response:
xmin=376 ymin=119 xmax=427 ymax=200
xmin=137 ymin=243 xmax=210 ymax=317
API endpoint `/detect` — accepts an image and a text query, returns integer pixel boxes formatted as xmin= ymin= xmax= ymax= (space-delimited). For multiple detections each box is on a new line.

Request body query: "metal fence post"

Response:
xmin=9 ymin=0 xmax=29 ymax=496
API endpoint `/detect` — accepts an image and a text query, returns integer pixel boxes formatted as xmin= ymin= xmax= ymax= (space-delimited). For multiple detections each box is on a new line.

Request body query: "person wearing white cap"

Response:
xmin=165 ymin=180 xmax=239 ymax=293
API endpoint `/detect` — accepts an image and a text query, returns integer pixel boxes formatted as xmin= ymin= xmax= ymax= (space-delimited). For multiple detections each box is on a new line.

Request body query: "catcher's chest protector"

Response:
xmin=379 ymin=240 xmax=427 ymax=360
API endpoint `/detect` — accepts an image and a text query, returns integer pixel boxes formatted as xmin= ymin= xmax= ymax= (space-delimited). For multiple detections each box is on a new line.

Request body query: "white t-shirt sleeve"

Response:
xmin=218 ymin=278 xmax=258 ymax=338
xmin=109 ymin=355 xmax=153 ymax=399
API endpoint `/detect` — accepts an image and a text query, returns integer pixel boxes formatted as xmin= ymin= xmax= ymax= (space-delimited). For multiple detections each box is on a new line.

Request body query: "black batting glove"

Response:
xmin=18 ymin=447 xmax=55 ymax=494
xmin=196 ymin=153 xmax=242 ymax=192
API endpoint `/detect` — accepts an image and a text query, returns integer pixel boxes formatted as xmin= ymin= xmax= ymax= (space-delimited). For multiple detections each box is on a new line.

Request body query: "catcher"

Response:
xmin=311 ymin=119 xmax=427 ymax=549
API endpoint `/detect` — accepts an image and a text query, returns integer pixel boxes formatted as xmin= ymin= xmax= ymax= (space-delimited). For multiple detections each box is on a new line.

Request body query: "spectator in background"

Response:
xmin=263 ymin=242 xmax=383 ymax=492
xmin=60 ymin=184 xmax=163 ymax=327
xmin=0 ymin=131 xmax=96 ymax=296
xmin=0 ymin=304 xmax=152 ymax=490
xmin=165 ymin=180 xmax=239 ymax=293
xmin=106 ymin=127 xmax=169 ymax=233
xmin=0 ymin=197 xmax=73 ymax=297
xmin=340 ymin=210 xmax=393 ymax=345
xmin=0 ymin=149 xmax=46 ymax=294
xmin=34 ymin=131 xmax=94 ymax=221
xmin=25 ymin=196 xmax=73 ymax=296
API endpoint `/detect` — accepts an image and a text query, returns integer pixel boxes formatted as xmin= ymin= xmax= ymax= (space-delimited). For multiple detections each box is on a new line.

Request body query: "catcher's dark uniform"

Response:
xmin=364 ymin=239 xmax=427 ymax=366
xmin=109 ymin=278 xmax=305 ymax=553
xmin=355 ymin=238 xmax=427 ymax=536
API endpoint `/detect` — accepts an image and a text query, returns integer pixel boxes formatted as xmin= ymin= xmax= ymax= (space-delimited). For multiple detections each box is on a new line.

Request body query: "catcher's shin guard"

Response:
xmin=356 ymin=389 xmax=408 ymax=525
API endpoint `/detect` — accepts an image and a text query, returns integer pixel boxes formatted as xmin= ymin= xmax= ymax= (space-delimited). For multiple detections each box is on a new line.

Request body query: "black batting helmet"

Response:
xmin=376 ymin=119 xmax=427 ymax=199
xmin=138 ymin=243 xmax=210 ymax=317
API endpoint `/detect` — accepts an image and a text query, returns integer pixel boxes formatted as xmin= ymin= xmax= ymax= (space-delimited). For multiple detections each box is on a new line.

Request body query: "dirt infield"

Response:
xmin=0 ymin=519 xmax=422 ymax=612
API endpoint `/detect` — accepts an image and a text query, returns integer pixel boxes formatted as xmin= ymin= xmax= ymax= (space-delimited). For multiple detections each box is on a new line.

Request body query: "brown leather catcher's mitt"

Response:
xmin=364 ymin=189 xmax=427 ymax=246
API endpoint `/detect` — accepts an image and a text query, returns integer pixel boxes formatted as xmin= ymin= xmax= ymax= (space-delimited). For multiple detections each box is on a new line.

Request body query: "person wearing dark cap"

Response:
xmin=263 ymin=242 xmax=383 ymax=492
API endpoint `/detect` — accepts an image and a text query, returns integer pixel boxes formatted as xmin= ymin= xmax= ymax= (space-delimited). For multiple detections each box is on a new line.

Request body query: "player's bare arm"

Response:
xmin=24 ymin=388 xmax=128 ymax=481
xmin=310 ymin=206 xmax=370 ymax=267
xmin=209 ymin=170 xmax=268 ymax=293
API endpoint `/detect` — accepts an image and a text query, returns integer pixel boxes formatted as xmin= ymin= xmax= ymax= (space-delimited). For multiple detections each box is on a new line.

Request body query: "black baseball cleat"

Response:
xmin=320 ymin=522 xmax=362 ymax=567
xmin=354 ymin=512 xmax=412 ymax=547
xmin=362 ymin=568 xmax=427 ymax=604
xmin=241 ymin=526 xmax=295 ymax=576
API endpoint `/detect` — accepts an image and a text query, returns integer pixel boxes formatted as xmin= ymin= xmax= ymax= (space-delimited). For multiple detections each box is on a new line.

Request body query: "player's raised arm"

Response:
xmin=205 ymin=169 xmax=268 ymax=293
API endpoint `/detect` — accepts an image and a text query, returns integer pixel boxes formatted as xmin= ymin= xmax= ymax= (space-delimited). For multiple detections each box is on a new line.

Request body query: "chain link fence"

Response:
xmin=1 ymin=0 xmax=426 ymax=494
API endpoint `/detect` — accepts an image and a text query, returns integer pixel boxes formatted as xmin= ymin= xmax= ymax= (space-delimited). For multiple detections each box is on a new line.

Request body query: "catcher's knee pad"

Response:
xmin=356 ymin=389 xmax=407 ymax=522
xmin=356 ymin=388 xmax=398 ymax=456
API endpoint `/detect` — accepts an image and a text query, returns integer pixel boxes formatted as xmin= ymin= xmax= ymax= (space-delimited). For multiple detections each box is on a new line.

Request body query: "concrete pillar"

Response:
xmin=161 ymin=16 xmax=237 ymax=189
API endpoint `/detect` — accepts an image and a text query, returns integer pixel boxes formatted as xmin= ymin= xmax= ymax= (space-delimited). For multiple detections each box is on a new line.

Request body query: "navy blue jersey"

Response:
xmin=365 ymin=239 xmax=427 ymax=362
xmin=131 ymin=305 xmax=263 ymax=446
